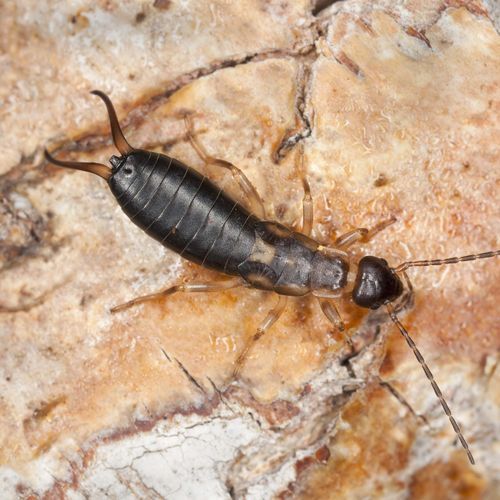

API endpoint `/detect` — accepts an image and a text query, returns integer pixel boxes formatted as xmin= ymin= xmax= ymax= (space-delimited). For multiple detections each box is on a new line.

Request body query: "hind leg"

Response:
xmin=184 ymin=115 xmax=266 ymax=218
xmin=111 ymin=278 xmax=244 ymax=313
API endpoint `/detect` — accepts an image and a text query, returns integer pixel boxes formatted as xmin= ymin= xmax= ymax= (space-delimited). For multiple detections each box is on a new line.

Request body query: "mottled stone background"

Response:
xmin=0 ymin=1 xmax=499 ymax=498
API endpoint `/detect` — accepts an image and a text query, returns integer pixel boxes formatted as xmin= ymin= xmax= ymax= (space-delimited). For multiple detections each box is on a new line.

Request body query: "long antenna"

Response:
xmin=394 ymin=250 xmax=500 ymax=273
xmin=386 ymin=303 xmax=475 ymax=465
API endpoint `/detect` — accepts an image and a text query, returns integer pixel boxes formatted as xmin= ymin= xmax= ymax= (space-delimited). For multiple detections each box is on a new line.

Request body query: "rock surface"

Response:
xmin=0 ymin=0 xmax=499 ymax=498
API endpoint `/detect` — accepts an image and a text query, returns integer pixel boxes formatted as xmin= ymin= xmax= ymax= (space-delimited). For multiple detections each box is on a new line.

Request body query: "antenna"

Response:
xmin=386 ymin=303 xmax=475 ymax=465
xmin=393 ymin=250 xmax=500 ymax=273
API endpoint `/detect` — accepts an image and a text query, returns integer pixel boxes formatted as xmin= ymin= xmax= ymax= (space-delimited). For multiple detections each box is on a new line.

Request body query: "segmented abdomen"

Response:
xmin=110 ymin=150 xmax=257 ymax=274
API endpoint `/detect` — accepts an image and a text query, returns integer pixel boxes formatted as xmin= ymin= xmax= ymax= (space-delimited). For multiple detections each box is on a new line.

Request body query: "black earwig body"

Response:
xmin=109 ymin=149 xmax=348 ymax=295
xmin=45 ymin=91 xmax=499 ymax=465
xmin=81 ymin=141 xmax=375 ymax=303
xmin=110 ymin=150 xmax=258 ymax=275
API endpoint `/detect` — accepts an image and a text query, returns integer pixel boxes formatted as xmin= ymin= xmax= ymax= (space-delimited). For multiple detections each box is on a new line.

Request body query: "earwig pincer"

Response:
xmin=45 ymin=90 xmax=500 ymax=465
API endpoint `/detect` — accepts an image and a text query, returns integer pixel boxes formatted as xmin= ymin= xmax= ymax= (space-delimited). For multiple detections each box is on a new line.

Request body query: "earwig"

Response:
xmin=45 ymin=90 xmax=500 ymax=465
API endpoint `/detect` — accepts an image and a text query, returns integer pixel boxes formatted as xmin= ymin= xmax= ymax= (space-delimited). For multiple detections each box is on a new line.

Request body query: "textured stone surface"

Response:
xmin=0 ymin=0 xmax=499 ymax=498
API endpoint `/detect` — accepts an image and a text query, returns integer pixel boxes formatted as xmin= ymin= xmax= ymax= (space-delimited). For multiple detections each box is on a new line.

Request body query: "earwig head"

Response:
xmin=352 ymin=256 xmax=403 ymax=309
xmin=44 ymin=90 xmax=133 ymax=181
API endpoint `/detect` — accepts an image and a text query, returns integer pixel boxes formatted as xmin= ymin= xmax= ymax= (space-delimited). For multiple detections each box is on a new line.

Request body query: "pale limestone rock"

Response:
xmin=0 ymin=1 xmax=499 ymax=498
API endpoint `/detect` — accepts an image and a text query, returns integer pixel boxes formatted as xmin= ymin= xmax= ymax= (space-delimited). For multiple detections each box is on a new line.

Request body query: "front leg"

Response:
xmin=335 ymin=217 xmax=396 ymax=250
xmin=316 ymin=296 xmax=354 ymax=349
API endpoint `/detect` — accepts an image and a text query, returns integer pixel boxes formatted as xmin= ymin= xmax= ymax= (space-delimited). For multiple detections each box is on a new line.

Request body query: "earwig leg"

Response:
xmin=184 ymin=115 xmax=266 ymax=218
xmin=110 ymin=278 xmax=244 ymax=313
xmin=376 ymin=376 xmax=429 ymax=426
xmin=335 ymin=216 xmax=396 ymax=250
xmin=301 ymin=177 xmax=313 ymax=236
xmin=317 ymin=297 xmax=353 ymax=348
xmin=233 ymin=295 xmax=288 ymax=378
xmin=294 ymin=144 xmax=313 ymax=236
xmin=334 ymin=228 xmax=367 ymax=249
